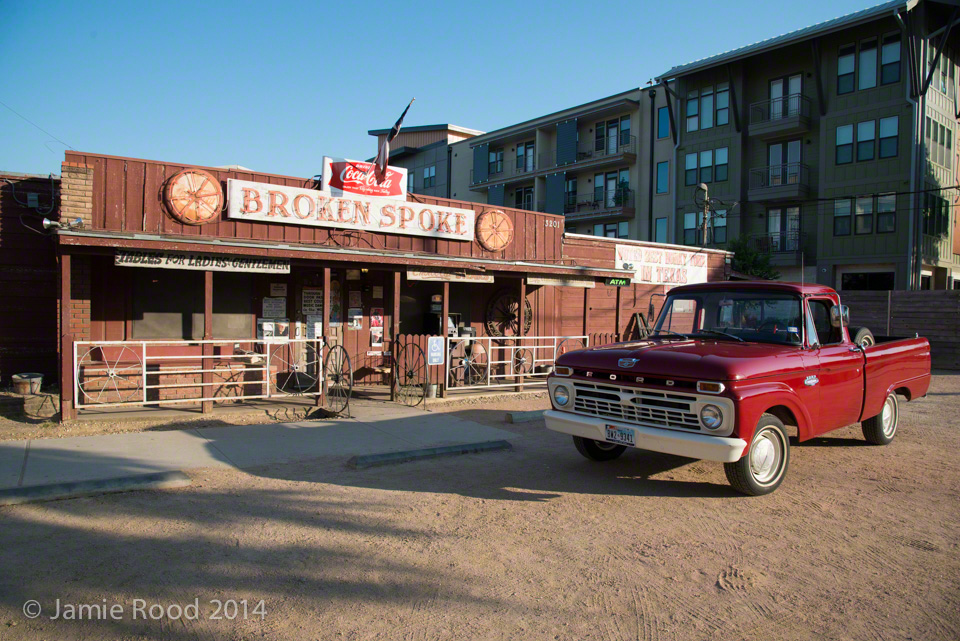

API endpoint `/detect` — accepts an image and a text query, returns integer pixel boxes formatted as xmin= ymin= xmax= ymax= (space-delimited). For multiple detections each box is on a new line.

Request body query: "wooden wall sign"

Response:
xmin=475 ymin=210 xmax=514 ymax=252
xmin=163 ymin=169 xmax=223 ymax=225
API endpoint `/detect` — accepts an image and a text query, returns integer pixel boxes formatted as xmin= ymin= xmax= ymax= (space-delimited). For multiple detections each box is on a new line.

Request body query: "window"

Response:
xmin=923 ymin=194 xmax=950 ymax=236
xmin=618 ymin=221 xmax=629 ymax=238
xmin=656 ymin=161 xmax=669 ymax=194
xmin=881 ymin=33 xmax=900 ymax=84
xmin=514 ymin=186 xmax=534 ymax=211
xmin=407 ymin=171 xmax=415 ymax=193
xmin=488 ymin=148 xmax=503 ymax=175
xmin=857 ymin=120 xmax=876 ymax=161
xmin=859 ymin=39 xmax=878 ymax=90
xmin=657 ymin=106 xmax=670 ymax=139
xmin=809 ymin=299 xmax=843 ymax=345
xmin=947 ymin=128 xmax=953 ymax=170
xmin=855 ymin=195 xmax=873 ymax=234
xmin=685 ymin=153 xmax=697 ymax=186
xmin=516 ymin=142 xmax=534 ymax=173
xmin=716 ymin=83 xmax=730 ymax=126
xmin=423 ymin=165 xmax=436 ymax=189
xmin=619 ymin=115 xmax=631 ymax=145
xmin=564 ymin=177 xmax=577 ymax=212
xmin=700 ymin=87 xmax=714 ymax=129
xmin=841 ymin=272 xmax=895 ymax=291
xmin=715 ymin=147 xmax=729 ymax=182
xmin=132 ymin=270 xmax=203 ymax=339
xmin=712 ymin=210 xmax=727 ymax=244
xmin=836 ymin=124 xmax=854 ymax=164
xmin=686 ymin=90 xmax=699 ymax=132
xmin=877 ymin=193 xmax=896 ymax=233
xmin=683 ymin=211 xmax=701 ymax=245
xmin=834 ymin=198 xmax=852 ymax=236
xmin=655 ymin=217 xmax=667 ymax=243
xmin=213 ymin=273 xmax=254 ymax=339
xmin=700 ymin=150 xmax=713 ymax=183
xmin=879 ymin=116 xmax=898 ymax=158
xmin=838 ymin=45 xmax=856 ymax=94
xmin=594 ymin=222 xmax=628 ymax=238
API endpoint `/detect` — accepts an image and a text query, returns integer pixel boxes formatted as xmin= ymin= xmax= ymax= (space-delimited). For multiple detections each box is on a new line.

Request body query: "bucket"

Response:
xmin=12 ymin=373 xmax=43 ymax=395
xmin=426 ymin=384 xmax=438 ymax=399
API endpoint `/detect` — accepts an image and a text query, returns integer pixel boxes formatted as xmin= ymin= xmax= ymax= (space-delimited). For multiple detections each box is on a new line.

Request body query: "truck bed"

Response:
xmin=861 ymin=336 xmax=931 ymax=421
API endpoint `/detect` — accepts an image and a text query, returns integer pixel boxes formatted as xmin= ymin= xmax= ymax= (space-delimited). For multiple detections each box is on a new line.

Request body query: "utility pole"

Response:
xmin=698 ymin=183 xmax=711 ymax=248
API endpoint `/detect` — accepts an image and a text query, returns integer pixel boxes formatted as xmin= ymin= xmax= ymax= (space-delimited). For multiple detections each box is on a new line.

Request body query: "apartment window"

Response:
xmin=657 ymin=106 xmax=670 ymax=139
xmin=564 ymin=177 xmax=577 ymax=211
xmin=877 ymin=193 xmax=896 ymax=233
xmin=834 ymin=198 xmax=852 ymax=236
xmin=683 ymin=212 xmax=701 ymax=245
xmin=514 ymin=187 xmax=533 ymax=211
xmin=947 ymin=128 xmax=954 ymax=170
xmin=715 ymin=147 xmax=729 ymax=182
xmin=618 ymin=221 xmax=629 ymax=238
xmin=859 ymin=39 xmax=878 ymax=90
xmin=700 ymin=150 xmax=713 ymax=183
xmin=855 ymin=196 xmax=873 ymax=234
xmin=712 ymin=210 xmax=727 ymax=244
xmin=594 ymin=222 xmax=628 ymax=238
xmin=836 ymin=124 xmax=854 ymax=164
xmin=881 ymin=33 xmax=901 ymax=84
xmin=700 ymin=87 xmax=714 ymax=129
xmin=685 ymin=153 xmax=697 ymax=186
xmin=619 ymin=116 xmax=632 ymax=145
xmin=423 ymin=165 xmax=436 ymax=189
xmin=656 ymin=161 xmax=669 ymax=194
xmin=655 ymin=217 xmax=667 ymax=243
xmin=857 ymin=121 xmax=876 ymax=161
xmin=879 ymin=116 xmax=898 ymax=158
xmin=686 ymin=90 xmax=699 ymax=132
xmin=716 ymin=83 xmax=730 ymax=126
xmin=516 ymin=142 xmax=535 ymax=173
xmin=407 ymin=171 xmax=415 ymax=193
xmin=838 ymin=45 xmax=856 ymax=94
xmin=488 ymin=148 xmax=503 ymax=175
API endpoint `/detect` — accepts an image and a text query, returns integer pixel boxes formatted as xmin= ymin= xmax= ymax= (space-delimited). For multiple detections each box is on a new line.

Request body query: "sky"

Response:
xmin=1 ymin=0 xmax=878 ymax=178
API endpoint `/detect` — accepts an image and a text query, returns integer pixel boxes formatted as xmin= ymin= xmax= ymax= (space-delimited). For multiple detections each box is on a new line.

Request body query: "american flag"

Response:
xmin=371 ymin=98 xmax=415 ymax=184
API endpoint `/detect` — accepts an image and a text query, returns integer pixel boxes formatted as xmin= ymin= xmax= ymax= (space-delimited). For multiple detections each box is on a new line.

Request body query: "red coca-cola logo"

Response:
xmin=327 ymin=161 xmax=403 ymax=197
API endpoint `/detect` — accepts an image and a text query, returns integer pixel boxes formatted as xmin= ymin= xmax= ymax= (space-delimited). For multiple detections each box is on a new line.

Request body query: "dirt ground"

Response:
xmin=1 ymin=376 xmax=958 ymax=640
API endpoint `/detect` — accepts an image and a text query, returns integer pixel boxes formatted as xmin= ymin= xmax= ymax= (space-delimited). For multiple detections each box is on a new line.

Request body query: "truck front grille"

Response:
xmin=572 ymin=381 xmax=701 ymax=431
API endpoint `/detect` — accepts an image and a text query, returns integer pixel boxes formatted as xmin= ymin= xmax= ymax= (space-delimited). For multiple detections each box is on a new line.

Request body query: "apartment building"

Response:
xmin=448 ymin=87 xmax=675 ymax=241
xmin=657 ymin=0 xmax=960 ymax=290
xmin=366 ymin=124 xmax=483 ymax=198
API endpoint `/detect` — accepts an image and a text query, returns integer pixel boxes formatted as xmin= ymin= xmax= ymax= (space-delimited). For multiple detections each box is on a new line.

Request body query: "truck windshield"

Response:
xmin=653 ymin=291 xmax=803 ymax=346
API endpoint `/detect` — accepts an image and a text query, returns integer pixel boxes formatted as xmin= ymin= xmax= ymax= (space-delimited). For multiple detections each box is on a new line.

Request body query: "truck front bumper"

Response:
xmin=544 ymin=410 xmax=747 ymax=463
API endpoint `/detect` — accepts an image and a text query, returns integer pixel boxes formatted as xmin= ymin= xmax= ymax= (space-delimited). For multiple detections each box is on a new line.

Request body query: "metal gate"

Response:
xmin=444 ymin=335 xmax=588 ymax=391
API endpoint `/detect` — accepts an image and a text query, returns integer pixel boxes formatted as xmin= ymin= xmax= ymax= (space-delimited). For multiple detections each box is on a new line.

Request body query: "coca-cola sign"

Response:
xmin=322 ymin=156 xmax=407 ymax=199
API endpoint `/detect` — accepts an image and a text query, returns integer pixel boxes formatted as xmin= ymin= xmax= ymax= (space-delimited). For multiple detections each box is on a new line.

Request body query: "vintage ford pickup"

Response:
xmin=545 ymin=282 xmax=931 ymax=495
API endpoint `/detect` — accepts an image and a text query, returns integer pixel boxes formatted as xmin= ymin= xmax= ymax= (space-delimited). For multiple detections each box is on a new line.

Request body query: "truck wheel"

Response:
xmin=850 ymin=326 xmax=875 ymax=347
xmin=573 ymin=436 xmax=626 ymax=461
xmin=861 ymin=392 xmax=898 ymax=445
xmin=723 ymin=414 xmax=790 ymax=496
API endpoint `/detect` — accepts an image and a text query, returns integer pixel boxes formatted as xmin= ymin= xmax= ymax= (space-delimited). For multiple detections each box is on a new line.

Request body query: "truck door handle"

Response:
xmin=849 ymin=346 xmax=862 ymax=353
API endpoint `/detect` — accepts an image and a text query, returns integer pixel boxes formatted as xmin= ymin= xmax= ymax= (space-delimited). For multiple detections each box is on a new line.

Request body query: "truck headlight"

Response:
xmin=700 ymin=404 xmax=723 ymax=430
xmin=553 ymin=385 xmax=571 ymax=407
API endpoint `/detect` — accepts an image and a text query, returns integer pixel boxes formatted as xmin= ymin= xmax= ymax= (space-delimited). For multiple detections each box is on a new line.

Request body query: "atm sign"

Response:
xmin=605 ymin=277 xmax=631 ymax=287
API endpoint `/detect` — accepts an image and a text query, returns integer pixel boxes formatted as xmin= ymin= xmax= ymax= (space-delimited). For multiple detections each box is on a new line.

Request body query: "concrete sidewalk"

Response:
xmin=0 ymin=400 xmax=516 ymax=491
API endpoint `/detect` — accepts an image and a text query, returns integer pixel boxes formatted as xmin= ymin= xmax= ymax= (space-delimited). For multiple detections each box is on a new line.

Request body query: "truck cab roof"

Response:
xmin=669 ymin=281 xmax=838 ymax=297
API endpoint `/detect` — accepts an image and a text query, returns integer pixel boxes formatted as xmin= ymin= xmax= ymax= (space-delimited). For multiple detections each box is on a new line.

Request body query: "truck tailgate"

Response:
xmin=861 ymin=336 xmax=931 ymax=421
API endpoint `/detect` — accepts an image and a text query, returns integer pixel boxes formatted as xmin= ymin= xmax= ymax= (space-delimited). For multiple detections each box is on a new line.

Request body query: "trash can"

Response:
xmin=12 ymin=373 xmax=43 ymax=395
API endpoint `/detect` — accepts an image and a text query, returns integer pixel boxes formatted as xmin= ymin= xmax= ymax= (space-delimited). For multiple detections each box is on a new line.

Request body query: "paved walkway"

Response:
xmin=0 ymin=400 xmax=516 ymax=490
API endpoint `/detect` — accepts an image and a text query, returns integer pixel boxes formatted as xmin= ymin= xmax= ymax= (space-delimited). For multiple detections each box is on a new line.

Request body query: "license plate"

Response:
xmin=605 ymin=425 xmax=635 ymax=446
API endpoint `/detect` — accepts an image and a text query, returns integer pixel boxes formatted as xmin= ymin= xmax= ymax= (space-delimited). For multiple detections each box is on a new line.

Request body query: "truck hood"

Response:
xmin=557 ymin=339 xmax=807 ymax=381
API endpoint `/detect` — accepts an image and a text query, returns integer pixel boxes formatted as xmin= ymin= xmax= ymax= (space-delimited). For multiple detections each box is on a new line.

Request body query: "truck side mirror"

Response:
xmin=829 ymin=305 xmax=849 ymax=328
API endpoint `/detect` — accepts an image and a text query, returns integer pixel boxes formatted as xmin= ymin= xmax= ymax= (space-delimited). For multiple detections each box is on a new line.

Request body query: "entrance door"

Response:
xmin=605 ymin=173 xmax=618 ymax=207
xmin=768 ymin=140 xmax=801 ymax=185
xmin=767 ymin=208 xmax=782 ymax=251
xmin=785 ymin=206 xmax=800 ymax=250
xmin=770 ymin=79 xmax=784 ymax=120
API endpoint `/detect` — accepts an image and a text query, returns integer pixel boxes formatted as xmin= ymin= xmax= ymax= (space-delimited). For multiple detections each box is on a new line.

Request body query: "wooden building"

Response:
xmin=53 ymin=151 xmax=730 ymax=419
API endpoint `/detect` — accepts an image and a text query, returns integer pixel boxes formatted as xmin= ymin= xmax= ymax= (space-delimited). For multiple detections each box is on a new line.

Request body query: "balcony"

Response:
xmin=747 ymin=163 xmax=811 ymax=201
xmin=557 ymin=188 xmax=635 ymax=222
xmin=921 ymin=234 xmax=952 ymax=263
xmin=748 ymin=95 xmax=812 ymax=139
xmin=748 ymin=231 xmax=809 ymax=266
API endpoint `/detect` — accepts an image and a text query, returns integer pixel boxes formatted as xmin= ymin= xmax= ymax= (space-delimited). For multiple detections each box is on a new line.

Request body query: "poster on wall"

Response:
xmin=305 ymin=315 xmax=323 ymax=340
xmin=614 ymin=244 xmax=709 ymax=286
xmin=270 ymin=283 xmax=287 ymax=296
xmin=370 ymin=307 xmax=384 ymax=329
xmin=330 ymin=280 xmax=342 ymax=326
xmin=370 ymin=327 xmax=383 ymax=347
xmin=262 ymin=297 xmax=287 ymax=318
xmin=257 ymin=318 xmax=290 ymax=341
xmin=372 ymin=286 xmax=383 ymax=299
xmin=348 ymin=290 xmax=362 ymax=308
xmin=347 ymin=308 xmax=362 ymax=330
xmin=302 ymin=287 xmax=323 ymax=315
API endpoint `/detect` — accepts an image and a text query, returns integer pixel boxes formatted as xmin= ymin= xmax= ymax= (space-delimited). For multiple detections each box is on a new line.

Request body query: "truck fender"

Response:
xmin=730 ymin=381 xmax=815 ymax=446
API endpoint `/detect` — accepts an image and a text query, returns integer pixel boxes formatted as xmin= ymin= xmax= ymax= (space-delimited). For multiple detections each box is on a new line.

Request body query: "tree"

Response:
xmin=727 ymin=236 xmax=781 ymax=280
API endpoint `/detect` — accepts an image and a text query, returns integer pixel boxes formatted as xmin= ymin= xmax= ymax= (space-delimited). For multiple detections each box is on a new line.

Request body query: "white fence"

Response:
xmin=73 ymin=339 xmax=325 ymax=409
xmin=444 ymin=335 xmax=588 ymax=391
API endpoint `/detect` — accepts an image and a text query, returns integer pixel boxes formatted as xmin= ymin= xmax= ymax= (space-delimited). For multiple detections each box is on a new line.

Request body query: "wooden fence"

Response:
xmin=841 ymin=290 xmax=960 ymax=370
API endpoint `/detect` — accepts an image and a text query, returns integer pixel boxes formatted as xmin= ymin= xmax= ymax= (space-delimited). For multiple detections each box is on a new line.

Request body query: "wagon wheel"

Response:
xmin=394 ymin=342 xmax=428 ymax=407
xmin=163 ymin=169 xmax=223 ymax=225
xmin=485 ymin=289 xmax=533 ymax=337
xmin=271 ymin=342 xmax=321 ymax=395
xmin=323 ymin=345 xmax=352 ymax=415
xmin=555 ymin=337 xmax=586 ymax=361
xmin=77 ymin=345 xmax=143 ymax=404
xmin=513 ymin=347 xmax=534 ymax=375
xmin=448 ymin=340 xmax=489 ymax=388
xmin=476 ymin=210 xmax=514 ymax=252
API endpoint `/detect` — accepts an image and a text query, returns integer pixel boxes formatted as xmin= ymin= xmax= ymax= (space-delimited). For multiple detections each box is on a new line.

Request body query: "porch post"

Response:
xmin=517 ymin=276 xmax=526 ymax=392
xmin=582 ymin=287 xmax=590 ymax=338
xmin=202 ymin=270 xmax=213 ymax=414
xmin=391 ymin=270 xmax=401 ymax=401
xmin=615 ymin=285 xmax=622 ymax=341
xmin=439 ymin=280 xmax=449 ymax=398
xmin=321 ymin=266 xmax=331 ymax=405
xmin=59 ymin=251 xmax=75 ymax=421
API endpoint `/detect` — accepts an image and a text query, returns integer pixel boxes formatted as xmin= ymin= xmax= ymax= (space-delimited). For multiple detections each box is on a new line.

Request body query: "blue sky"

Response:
xmin=2 ymin=0 xmax=875 ymax=177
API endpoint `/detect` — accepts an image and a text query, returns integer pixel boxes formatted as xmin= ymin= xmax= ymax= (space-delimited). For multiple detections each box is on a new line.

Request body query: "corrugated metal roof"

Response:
xmin=366 ymin=124 xmax=484 ymax=136
xmin=657 ymin=0 xmax=905 ymax=80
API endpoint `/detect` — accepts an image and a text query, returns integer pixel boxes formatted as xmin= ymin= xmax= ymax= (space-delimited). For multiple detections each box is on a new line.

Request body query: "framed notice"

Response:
xmin=270 ymin=283 xmax=287 ymax=296
xmin=349 ymin=290 xmax=362 ymax=307
xmin=262 ymin=297 xmax=286 ymax=318
xmin=305 ymin=315 xmax=323 ymax=340
xmin=372 ymin=286 xmax=383 ymax=299
xmin=347 ymin=307 xmax=362 ymax=330
xmin=302 ymin=287 xmax=323 ymax=315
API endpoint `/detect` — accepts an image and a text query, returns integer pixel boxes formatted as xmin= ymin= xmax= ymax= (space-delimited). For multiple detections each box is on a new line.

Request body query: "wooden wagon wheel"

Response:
xmin=485 ymin=289 xmax=533 ymax=337
xmin=394 ymin=341 xmax=429 ymax=407
xmin=476 ymin=210 xmax=514 ymax=252
xmin=163 ymin=169 xmax=223 ymax=225
xmin=323 ymin=345 xmax=352 ymax=416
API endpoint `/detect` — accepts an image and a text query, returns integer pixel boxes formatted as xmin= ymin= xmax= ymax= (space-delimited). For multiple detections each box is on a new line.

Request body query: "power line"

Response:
xmin=0 ymin=99 xmax=73 ymax=151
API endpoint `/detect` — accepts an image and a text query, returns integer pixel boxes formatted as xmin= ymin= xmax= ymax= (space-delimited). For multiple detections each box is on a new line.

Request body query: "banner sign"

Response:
xmin=115 ymin=249 xmax=290 ymax=274
xmin=322 ymin=156 xmax=407 ymax=199
xmin=615 ymin=245 xmax=708 ymax=286
xmin=407 ymin=268 xmax=494 ymax=283
xmin=227 ymin=179 xmax=476 ymax=242
xmin=527 ymin=275 xmax=595 ymax=288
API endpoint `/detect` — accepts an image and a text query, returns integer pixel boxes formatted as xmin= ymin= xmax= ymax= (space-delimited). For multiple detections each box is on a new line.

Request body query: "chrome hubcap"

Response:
xmin=881 ymin=397 xmax=897 ymax=437
xmin=750 ymin=429 xmax=783 ymax=485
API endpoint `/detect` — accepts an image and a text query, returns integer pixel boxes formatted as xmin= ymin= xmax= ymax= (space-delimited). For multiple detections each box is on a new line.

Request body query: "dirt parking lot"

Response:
xmin=1 ymin=375 xmax=958 ymax=640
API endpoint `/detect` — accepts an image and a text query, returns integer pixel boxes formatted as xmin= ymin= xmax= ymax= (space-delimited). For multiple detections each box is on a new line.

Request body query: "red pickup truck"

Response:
xmin=545 ymin=282 xmax=931 ymax=495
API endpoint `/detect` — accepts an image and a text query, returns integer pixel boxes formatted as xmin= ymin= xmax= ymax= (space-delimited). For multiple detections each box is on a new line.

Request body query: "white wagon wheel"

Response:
xmin=513 ymin=347 xmax=534 ymax=375
xmin=271 ymin=342 xmax=321 ymax=395
xmin=77 ymin=344 xmax=143 ymax=404
xmin=448 ymin=340 xmax=489 ymax=388
xmin=554 ymin=337 xmax=586 ymax=361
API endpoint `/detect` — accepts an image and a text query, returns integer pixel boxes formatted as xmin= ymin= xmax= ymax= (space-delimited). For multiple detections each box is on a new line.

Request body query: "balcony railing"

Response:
xmin=748 ymin=163 xmax=810 ymax=191
xmin=560 ymin=188 xmax=635 ymax=219
xmin=749 ymin=231 xmax=804 ymax=254
xmin=471 ymin=155 xmax=537 ymax=185
xmin=922 ymin=234 xmax=952 ymax=262
xmin=749 ymin=94 xmax=811 ymax=125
